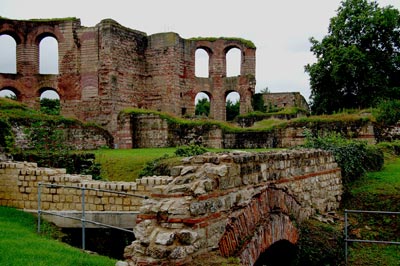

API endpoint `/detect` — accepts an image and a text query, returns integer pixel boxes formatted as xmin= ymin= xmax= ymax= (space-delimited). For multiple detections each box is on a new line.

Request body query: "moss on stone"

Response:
xmin=189 ymin=36 xmax=256 ymax=49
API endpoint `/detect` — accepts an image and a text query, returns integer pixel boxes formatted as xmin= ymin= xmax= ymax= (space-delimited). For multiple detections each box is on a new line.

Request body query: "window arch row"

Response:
xmin=194 ymin=42 xmax=245 ymax=78
xmin=0 ymin=29 xmax=59 ymax=75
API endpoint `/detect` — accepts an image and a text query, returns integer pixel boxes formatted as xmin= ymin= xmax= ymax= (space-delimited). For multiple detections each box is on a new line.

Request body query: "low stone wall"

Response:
xmin=0 ymin=161 xmax=153 ymax=212
xmin=11 ymin=122 xmax=113 ymax=150
xmin=124 ymin=149 xmax=342 ymax=266
xmin=116 ymin=113 xmax=376 ymax=149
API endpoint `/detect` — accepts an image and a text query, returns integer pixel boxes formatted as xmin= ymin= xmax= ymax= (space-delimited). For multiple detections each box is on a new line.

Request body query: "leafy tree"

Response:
xmin=226 ymin=99 xmax=240 ymax=121
xmin=375 ymin=99 xmax=400 ymax=126
xmin=259 ymin=87 xmax=270 ymax=94
xmin=306 ymin=0 xmax=400 ymax=114
xmin=195 ymin=98 xmax=210 ymax=116
xmin=252 ymin=93 xmax=266 ymax=112
xmin=40 ymin=98 xmax=60 ymax=115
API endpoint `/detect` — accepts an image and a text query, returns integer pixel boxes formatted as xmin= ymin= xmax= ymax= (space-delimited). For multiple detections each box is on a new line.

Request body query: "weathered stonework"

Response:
xmin=10 ymin=122 xmax=113 ymax=150
xmin=0 ymin=149 xmax=342 ymax=265
xmin=123 ymin=149 xmax=342 ymax=265
xmin=0 ymin=161 xmax=152 ymax=211
xmin=119 ymin=112 xmax=376 ymax=149
xmin=262 ymin=92 xmax=309 ymax=111
xmin=0 ymin=17 xmax=256 ymax=146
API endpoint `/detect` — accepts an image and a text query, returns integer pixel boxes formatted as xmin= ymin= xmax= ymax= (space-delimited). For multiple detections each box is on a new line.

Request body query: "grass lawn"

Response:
xmin=345 ymin=156 xmax=400 ymax=265
xmin=91 ymin=147 xmax=277 ymax=181
xmin=92 ymin=148 xmax=177 ymax=181
xmin=0 ymin=206 xmax=116 ymax=266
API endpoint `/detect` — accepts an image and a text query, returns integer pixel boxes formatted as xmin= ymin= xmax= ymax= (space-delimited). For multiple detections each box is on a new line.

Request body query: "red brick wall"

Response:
xmin=0 ymin=18 xmax=256 ymax=144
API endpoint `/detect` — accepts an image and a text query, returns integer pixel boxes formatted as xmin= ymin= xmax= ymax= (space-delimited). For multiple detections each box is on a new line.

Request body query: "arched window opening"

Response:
xmin=39 ymin=36 xmax=59 ymax=74
xmin=195 ymin=92 xmax=210 ymax=117
xmin=254 ymin=240 xmax=297 ymax=266
xmin=40 ymin=89 xmax=60 ymax=115
xmin=0 ymin=35 xmax=17 ymax=74
xmin=226 ymin=48 xmax=241 ymax=77
xmin=0 ymin=88 xmax=18 ymax=100
xmin=195 ymin=48 xmax=209 ymax=78
xmin=226 ymin=91 xmax=240 ymax=121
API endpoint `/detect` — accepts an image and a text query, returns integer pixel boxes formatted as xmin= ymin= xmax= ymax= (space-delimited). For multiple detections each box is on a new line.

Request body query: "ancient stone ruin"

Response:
xmin=0 ymin=17 xmax=256 ymax=144
xmin=0 ymin=149 xmax=343 ymax=265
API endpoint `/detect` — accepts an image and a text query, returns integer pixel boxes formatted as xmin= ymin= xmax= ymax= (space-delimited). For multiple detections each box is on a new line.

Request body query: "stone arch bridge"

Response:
xmin=0 ymin=149 xmax=342 ymax=265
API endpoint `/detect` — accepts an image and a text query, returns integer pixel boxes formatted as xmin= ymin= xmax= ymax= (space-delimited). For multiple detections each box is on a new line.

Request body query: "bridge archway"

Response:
xmin=219 ymin=188 xmax=301 ymax=266
xmin=254 ymin=240 xmax=297 ymax=266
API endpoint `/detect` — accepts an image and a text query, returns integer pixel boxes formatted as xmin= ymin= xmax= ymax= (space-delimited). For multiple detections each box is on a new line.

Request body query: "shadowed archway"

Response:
xmin=219 ymin=188 xmax=302 ymax=266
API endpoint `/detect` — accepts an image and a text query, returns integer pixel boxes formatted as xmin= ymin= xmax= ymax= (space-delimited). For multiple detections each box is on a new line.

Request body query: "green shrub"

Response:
xmin=374 ymin=99 xmax=400 ymax=126
xmin=302 ymin=131 xmax=384 ymax=185
xmin=376 ymin=141 xmax=400 ymax=155
xmin=294 ymin=219 xmax=345 ymax=266
xmin=12 ymin=152 xmax=102 ymax=179
xmin=138 ymin=154 xmax=171 ymax=178
xmin=174 ymin=145 xmax=207 ymax=157
xmin=364 ymin=145 xmax=384 ymax=172
xmin=0 ymin=117 xmax=14 ymax=152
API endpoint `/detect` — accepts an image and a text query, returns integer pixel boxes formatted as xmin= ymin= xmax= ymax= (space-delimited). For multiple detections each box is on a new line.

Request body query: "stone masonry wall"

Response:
xmin=123 ymin=149 xmax=342 ymax=266
xmin=0 ymin=161 xmax=158 ymax=212
xmin=0 ymin=18 xmax=256 ymax=145
xmin=10 ymin=122 xmax=113 ymax=150
xmin=119 ymin=113 xmax=376 ymax=149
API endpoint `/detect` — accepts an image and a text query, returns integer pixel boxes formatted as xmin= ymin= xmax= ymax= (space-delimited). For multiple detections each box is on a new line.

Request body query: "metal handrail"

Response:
xmin=38 ymin=182 xmax=147 ymax=250
xmin=344 ymin=209 xmax=400 ymax=265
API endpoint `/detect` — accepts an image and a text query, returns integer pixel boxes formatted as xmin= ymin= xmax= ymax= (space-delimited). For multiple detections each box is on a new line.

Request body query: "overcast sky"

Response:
xmin=1 ymin=0 xmax=399 ymax=102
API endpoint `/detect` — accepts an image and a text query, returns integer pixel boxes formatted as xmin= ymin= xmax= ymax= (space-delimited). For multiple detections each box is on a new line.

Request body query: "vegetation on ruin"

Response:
xmin=0 ymin=206 xmax=117 ymax=266
xmin=188 ymin=36 xmax=256 ymax=49
xmin=0 ymin=97 xmax=80 ymax=126
xmin=0 ymin=98 xmax=103 ymax=177
xmin=302 ymin=130 xmax=384 ymax=187
xmin=28 ymin=17 xmax=78 ymax=22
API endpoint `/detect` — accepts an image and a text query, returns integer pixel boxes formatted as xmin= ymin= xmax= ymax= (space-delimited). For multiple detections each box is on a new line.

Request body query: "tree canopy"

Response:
xmin=195 ymin=97 xmax=210 ymax=117
xmin=306 ymin=0 xmax=400 ymax=114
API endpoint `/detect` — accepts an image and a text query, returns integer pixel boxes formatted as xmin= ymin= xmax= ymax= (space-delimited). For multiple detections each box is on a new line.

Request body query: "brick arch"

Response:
xmin=194 ymin=47 xmax=212 ymax=78
xmin=195 ymin=45 xmax=213 ymax=56
xmin=26 ymin=25 xmax=65 ymax=45
xmin=0 ymin=22 xmax=24 ymax=44
xmin=219 ymin=188 xmax=302 ymax=266
xmin=38 ymin=87 xmax=60 ymax=98
xmin=0 ymin=30 xmax=22 ymax=45
xmin=0 ymin=86 xmax=21 ymax=100
xmin=224 ymin=46 xmax=242 ymax=77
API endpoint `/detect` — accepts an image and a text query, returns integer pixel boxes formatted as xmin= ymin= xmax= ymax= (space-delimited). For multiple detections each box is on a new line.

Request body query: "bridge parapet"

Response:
xmin=124 ymin=149 xmax=342 ymax=266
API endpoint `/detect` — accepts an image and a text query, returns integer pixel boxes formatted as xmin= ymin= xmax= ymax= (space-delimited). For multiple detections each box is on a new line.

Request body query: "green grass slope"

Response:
xmin=0 ymin=207 xmax=116 ymax=266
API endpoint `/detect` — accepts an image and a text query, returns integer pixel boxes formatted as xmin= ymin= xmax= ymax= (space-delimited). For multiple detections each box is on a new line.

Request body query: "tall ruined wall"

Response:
xmin=0 ymin=18 xmax=256 ymax=144
xmin=124 ymin=149 xmax=342 ymax=266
